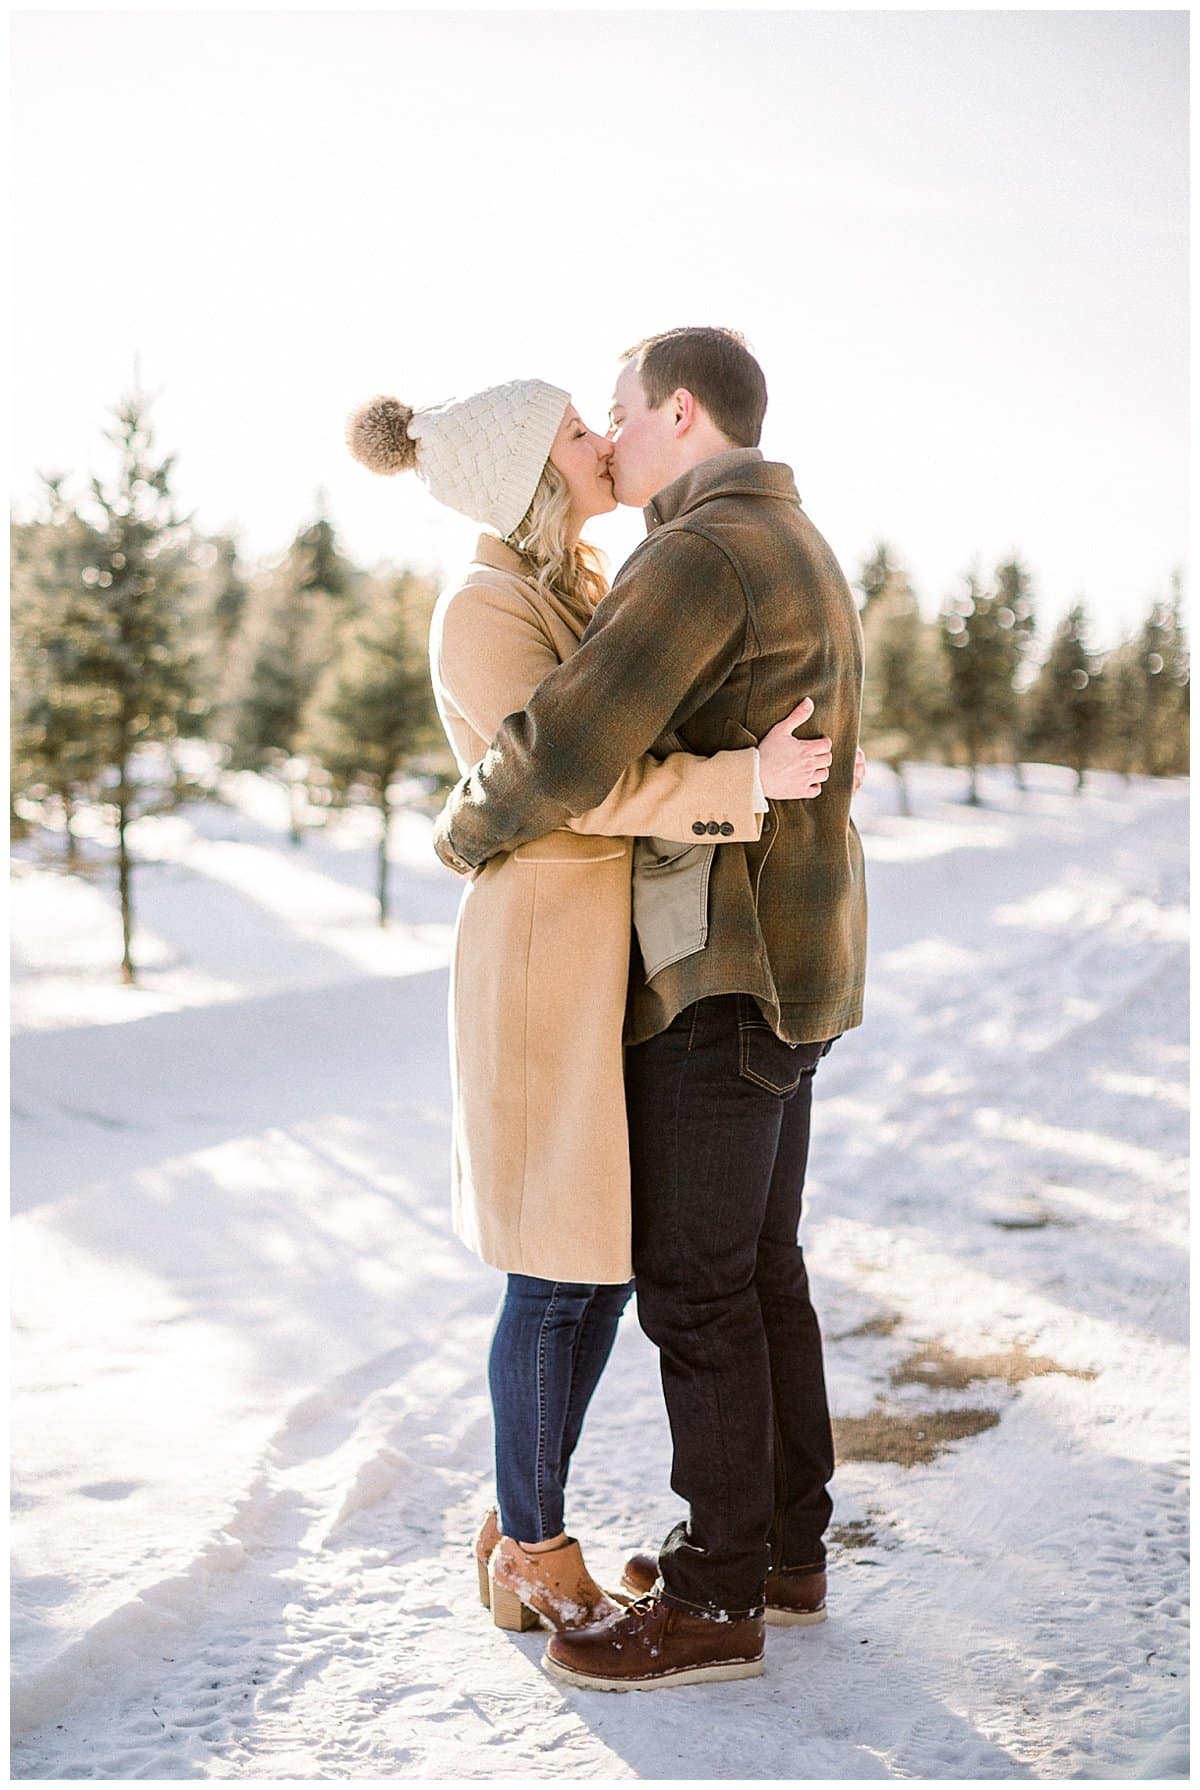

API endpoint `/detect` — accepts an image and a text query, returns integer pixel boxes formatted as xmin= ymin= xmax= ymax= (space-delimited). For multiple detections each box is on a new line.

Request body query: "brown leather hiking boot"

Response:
xmin=488 ymin=1534 xmax=622 ymax=1633
xmin=544 ymin=1591 xmax=765 ymax=1691
xmin=621 ymin=1550 xmax=828 ymax=1627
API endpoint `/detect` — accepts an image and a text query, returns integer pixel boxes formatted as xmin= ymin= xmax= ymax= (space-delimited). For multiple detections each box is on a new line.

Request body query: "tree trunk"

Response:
xmin=288 ymin=778 xmax=304 ymax=847
xmin=965 ymin=745 xmax=980 ymax=806
xmin=890 ymin=759 xmax=911 ymax=818
xmin=377 ymin=792 xmax=392 ymax=926
xmin=61 ymin=788 xmax=79 ymax=871
xmin=117 ymin=778 xmax=135 ymax=985
xmin=1074 ymin=761 xmax=1086 ymax=793
xmin=171 ymin=747 xmax=190 ymax=810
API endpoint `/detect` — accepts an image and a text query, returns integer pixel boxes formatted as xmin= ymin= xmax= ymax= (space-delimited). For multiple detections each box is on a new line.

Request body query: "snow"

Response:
xmin=10 ymin=760 xmax=1189 ymax=1779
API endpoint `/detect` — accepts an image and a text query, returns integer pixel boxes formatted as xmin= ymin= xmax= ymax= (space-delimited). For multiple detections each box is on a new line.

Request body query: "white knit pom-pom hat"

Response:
xmin=346 ymin=378 xmax=570 ymax=538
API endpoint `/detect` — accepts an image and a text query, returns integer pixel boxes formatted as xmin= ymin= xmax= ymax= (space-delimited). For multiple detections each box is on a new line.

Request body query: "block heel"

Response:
xmin=489 ymin=1572 xmax=541 ymax=1632
xmin=473 ymin=1505 xmax=501 ymax=1610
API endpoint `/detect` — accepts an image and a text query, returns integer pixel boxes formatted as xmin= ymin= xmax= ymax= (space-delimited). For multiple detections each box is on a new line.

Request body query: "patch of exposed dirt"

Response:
xmin=836 ymin=1311 xmax=903 ymax=1341
xmin=891 ymin=1340 xmax=1097 ymax=1390
xmin=829 ymin=1518 xmax=878 ymax=1548
xmin=833 ymin=1406 xmax=1001 ymax=1466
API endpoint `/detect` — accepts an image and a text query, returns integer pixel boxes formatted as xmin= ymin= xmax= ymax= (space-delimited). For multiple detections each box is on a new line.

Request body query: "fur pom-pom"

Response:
xmin=345 ymin=396 xmax=418 ymax=475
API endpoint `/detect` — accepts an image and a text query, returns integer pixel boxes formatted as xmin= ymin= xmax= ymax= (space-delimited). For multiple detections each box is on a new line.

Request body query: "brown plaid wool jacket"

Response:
xmin=434 ymin=447 xmax=867 ymax=1047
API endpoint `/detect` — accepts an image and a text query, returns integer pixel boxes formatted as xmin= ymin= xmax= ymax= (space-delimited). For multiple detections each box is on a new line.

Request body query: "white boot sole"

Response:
xmin=543 ymin=1653 xmax=765 ymax=1692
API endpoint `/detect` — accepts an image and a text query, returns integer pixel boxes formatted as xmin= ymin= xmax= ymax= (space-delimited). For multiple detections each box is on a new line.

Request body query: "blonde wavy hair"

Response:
xmin=504 ymin=461 xmax=608 ymax=622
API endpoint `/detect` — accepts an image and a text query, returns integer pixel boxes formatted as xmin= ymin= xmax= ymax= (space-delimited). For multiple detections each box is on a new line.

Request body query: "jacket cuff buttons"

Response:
xmin=437 ymin=837 xmax=477 ymax=876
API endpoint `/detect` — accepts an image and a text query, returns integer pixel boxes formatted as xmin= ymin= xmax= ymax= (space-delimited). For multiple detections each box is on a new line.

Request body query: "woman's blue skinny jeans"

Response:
xmin=488 ymin=1272 xmax=634 ymax=1543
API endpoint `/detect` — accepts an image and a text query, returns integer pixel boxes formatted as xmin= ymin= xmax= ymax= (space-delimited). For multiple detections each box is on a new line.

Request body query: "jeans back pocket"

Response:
xmin=736 ymin=996 xmax=833 ymax=1095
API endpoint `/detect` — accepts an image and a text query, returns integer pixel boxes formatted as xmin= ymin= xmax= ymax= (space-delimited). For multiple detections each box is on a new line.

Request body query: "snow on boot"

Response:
xmin=544 ymin=1591 xmax=765 ymax=1691
xmin=488 ymin=1535 xmax=620 ymax=1633
xmin=621 ymin=1549 xmax=827 ymax=1626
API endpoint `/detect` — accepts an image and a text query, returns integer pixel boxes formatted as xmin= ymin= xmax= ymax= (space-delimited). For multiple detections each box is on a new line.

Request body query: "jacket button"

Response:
xmin=692 ymin=821 xmax=707 ymax=836
xmin=706 ymin=821 xmax=721 ymax=835
xmin=719 ymin=821 xmax=734 ymax=836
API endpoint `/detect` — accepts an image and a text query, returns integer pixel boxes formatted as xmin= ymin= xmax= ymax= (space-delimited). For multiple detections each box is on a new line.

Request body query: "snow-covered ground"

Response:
xmin=10 ymin=760 xmax=1189 ymax=1780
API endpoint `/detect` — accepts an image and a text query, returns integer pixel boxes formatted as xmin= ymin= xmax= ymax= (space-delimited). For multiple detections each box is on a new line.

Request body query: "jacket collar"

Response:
xmin=473 ymin=531 xmax=529 ymax=576
xmin=643 ymin=447 xmax=801 ymax=530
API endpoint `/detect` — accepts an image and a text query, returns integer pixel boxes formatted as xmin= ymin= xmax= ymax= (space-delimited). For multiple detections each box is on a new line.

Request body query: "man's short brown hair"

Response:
xmin=621 ymin=326 xmax=767 ymax=448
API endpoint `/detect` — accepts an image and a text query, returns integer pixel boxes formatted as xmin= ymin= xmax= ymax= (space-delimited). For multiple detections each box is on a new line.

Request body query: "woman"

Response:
xmin=345 ymin=379 xmax=841 ymax=1634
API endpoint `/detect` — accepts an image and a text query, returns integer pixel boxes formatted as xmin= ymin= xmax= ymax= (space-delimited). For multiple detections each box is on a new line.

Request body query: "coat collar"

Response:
xmin=472 ymin=531 xmax=529 ymax=576
xmin=470 ymin=530 xmax=593 ymax=636
xmin=643 ymin=448 xmax=801 ymax=530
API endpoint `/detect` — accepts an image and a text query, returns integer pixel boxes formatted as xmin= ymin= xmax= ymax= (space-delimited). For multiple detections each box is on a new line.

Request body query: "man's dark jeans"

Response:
xmin=625 ymin=992 xmax=837 ymax=1618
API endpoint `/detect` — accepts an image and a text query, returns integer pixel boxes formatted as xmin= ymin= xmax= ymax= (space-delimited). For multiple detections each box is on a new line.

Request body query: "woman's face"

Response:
xmin=548 ymin=404 xmax=617 ymax=525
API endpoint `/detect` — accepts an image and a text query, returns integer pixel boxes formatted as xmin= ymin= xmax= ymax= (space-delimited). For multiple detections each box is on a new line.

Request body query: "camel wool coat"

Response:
xmin=429 ymin=533 xmax=765 ymax=1284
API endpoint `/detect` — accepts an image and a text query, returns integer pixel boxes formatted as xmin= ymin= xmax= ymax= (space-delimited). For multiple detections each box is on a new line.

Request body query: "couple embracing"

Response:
xmin=347 ymin=326 xmax=868 ymax=1692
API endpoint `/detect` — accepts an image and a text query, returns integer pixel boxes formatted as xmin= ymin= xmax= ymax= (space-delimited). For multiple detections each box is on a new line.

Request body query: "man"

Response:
xmin=434 ymin=327 xmax=867 ymax=1690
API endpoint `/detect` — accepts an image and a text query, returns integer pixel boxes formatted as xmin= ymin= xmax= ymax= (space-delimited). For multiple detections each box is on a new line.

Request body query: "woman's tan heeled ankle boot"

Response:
xmin=473 ymin=1506 xmax=502 ymax=1607
xmin=488 ymin=1534 xmax=621 ymax=1633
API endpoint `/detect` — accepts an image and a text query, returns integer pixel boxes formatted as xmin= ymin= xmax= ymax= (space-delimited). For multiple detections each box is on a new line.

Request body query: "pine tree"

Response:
xmin=1088 ymin=577 xmax=1189 ymax=780
xmin=856 ymin=541 xmax=905 ymax=617
xmin=227 ymin=568 xmax=321 ymax=840
xmin=11 ymin=477 xmax=106 ymax=863
xmin=1024 ymin=603 xmax=1107 ymax=789
xmin=940 ymin=561 xmax=1036 ymax=804
xmin=1100 ymin=640 xmax=1146 ymax=780
xmin=940 ymin=570 xmax=991 ymax=804
xmin=1166 ymin=569 xmax=1190 ymax=773
xmin=859 ymin=550 xmax=938 ymax=814
xmin=1139 ymin=573 xmax=1189 ymax=776
xmin=228 ymin=505 xmax=361 ymax=842
xmin=53 ymin=386 xmax=200 ymax=981
xmin=303 ymin=570 xmax=441 ymax=922
xmin=294 ymin=491 xmax=360 ymax=609
xmin=208 ymin=532 xmax=251 ymax=649
xmin=176 ymin=530 xmax=249 ymax=758
xmin=992 ymin=558 xmax=1038 ymax=787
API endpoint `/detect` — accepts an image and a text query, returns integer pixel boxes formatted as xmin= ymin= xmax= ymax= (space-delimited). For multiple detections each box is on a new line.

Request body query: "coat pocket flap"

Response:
xmin=512 ymin=831 xmax=626 ymax=865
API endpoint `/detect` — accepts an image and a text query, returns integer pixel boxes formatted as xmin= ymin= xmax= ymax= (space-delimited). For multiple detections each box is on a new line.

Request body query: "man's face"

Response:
xmin=607 ymin=362 xmax=679 ymax=508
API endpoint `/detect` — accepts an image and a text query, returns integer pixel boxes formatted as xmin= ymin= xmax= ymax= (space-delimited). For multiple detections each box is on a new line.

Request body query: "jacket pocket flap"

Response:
xmin=513 ymin=831 xmax=626 ymax=865
xmin=631 ymin=836 xmax=716 ymax=980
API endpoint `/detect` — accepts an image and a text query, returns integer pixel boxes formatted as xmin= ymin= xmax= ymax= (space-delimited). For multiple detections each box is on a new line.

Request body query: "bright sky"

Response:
xmin=11 ymin=7 xmax=1189 ymax=649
